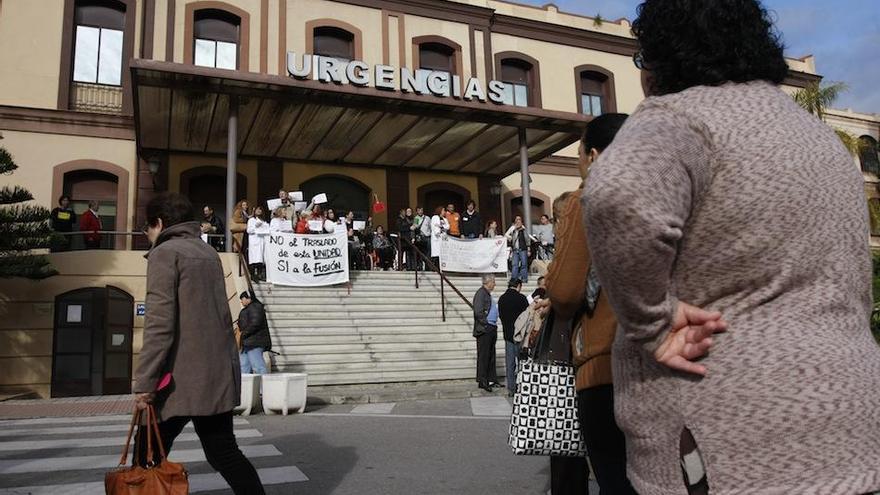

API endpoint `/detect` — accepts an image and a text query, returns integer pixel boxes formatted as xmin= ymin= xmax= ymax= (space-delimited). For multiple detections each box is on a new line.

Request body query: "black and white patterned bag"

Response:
xmin=508 ymin=359 xmax=586 ymax=456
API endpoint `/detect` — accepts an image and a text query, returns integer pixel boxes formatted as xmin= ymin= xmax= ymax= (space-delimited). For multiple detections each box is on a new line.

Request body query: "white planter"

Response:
xmin=234 ymin=374 xmax=262 ymax=416
xmin=261 ymin=373 xmax=308 ymax=415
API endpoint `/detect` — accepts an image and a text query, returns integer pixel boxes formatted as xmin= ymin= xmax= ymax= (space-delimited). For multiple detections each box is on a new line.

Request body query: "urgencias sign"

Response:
xmin=287 ymin=52 xmax=509 ymax=104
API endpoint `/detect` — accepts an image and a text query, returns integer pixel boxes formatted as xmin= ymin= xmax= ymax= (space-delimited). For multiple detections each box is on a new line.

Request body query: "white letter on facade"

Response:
xmin=463 ymin=77 xmax=487 ymax=102
xmin=488 ymin=80 xmax=507 ymax=104
xmin=375 ymin=65 xmax=396 ymax=90
xmin=287 ymin=52 xmax=312 ymax=79
xmin=317 ymin=56 xmax=344 ymax=84
xmin=427 ymin=71 xmax=451 ymax=97
xmin=346 ymin=60 xmax=370 ymax=86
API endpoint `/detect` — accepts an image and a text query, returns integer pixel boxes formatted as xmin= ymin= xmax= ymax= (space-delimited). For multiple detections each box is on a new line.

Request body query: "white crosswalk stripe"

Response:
xmin=0 ymin=415 xmax=308 ymax=492
xmin=0 ymin=418 xmax=249 ymax=437
xmin=0 ymin=429 xmax=262 ymax=451
xmin=469 ymin=397 xmax=513 ymax=416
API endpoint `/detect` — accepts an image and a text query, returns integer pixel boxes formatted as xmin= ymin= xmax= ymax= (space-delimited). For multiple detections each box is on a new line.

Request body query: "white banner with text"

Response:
xmin=266 ymin=231 xmax=349 ymax=287
xmin=439 ymin=236 xmax=507 ymax=273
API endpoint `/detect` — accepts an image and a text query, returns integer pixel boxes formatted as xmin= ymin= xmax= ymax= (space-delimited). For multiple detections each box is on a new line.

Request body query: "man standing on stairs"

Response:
xmin=498 ymin=278 xmax=529 ymax=397
xmin=472 ymin=274 xmax=499 ymax=392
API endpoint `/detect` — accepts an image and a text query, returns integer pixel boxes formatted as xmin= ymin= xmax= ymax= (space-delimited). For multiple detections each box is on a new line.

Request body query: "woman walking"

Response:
xmin=134 ymin=192 xmax=264 ymax=494
xmin=583 ymin=1 xmax=880 ymax=494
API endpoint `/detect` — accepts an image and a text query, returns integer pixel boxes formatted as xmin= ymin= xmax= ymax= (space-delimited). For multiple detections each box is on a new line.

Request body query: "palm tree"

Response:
xmin=792 ymin=81 xmax=865 ymax=155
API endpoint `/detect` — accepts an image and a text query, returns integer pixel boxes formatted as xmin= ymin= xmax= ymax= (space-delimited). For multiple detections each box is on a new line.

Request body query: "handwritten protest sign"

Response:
xmin=265 ymin=231 xmax=349 ymax=286
xmin=289 ymin=191 xmax=304 ymax=201
xmin=439 ymin=236 xmax=507 ymax=273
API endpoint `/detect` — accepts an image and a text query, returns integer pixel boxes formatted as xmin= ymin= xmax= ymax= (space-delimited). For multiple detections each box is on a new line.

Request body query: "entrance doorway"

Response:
xmin=51 ymin=286 xmax=134 ymax=397
xmin=418 ymin=182 xmax=471 ymax=215
xmin=300 ymin=175 xmax=371 ymax=219
xmin=181 ymin=166 xmax=248 ymax=221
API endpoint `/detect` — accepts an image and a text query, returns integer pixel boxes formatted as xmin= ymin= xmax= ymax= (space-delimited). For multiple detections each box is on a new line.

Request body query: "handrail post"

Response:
xmin=414 ymin=249 xmax=419 ymax=289
xmin=440 ymin=268 xmax=446 ymax=322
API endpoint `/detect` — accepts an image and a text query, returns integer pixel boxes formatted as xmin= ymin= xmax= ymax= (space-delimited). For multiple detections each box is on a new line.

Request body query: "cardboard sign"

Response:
xmin=293 ymin=201 xmax=307 ymax=212
xmin=312 ymin=193 xmax=328 ymax=204
xmin=353 ymin=221 xmax=366 ymax=231
xmin=308 ymin=220 xmax=323 ymax=231
xmin=265 ymin=231 xmax=350 ymax=287
xmin=267 ymin=198 xmax=283 ymax=211
xmin=289 ymin=191 xmax=304 ymax=201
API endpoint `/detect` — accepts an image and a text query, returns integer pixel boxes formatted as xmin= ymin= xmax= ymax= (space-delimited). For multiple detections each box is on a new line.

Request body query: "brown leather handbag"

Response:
xmin=105 ymin=405 xmax=189 ymax=494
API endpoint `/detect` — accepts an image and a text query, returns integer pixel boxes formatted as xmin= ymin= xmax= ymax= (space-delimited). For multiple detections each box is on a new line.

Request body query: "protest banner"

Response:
xmin=439 ymin=236 xmax=507 ymax=273
xmin=265 ymin=230 xmax=349 ymax=286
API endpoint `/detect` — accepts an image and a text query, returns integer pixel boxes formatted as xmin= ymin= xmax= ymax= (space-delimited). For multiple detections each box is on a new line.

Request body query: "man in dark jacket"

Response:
xmin=498 ymin=278 xmax=529 ymax=396
xmin=202 ymin=205 xmax=225 ymax=252
xmin=460 ymin=200 xmax=483 ymax=239
xmin=134 ymin=192 xmax=264 ymax=494
xmin=237 ymin=292 xmax=271 ymax=374
xmin=472 ymin=274 xmax=498 ymax=392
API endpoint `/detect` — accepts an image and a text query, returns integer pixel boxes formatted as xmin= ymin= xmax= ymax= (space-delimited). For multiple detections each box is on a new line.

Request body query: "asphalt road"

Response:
xmin=0 ymin=397 xmax=599 ymax=495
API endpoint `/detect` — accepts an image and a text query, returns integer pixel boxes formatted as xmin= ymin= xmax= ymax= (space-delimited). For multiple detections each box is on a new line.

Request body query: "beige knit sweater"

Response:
xmin=583 ymin=81 xmax=880 ymax=495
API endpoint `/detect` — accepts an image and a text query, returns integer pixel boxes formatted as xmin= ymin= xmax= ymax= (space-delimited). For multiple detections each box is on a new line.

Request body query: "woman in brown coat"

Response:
xmin=229 ymin=199 xmax=250 ymax=252
xmin=544 ymin=113 xmax=635 ymax=495
xmin=135 ymin=192 xmax=264 ymax=494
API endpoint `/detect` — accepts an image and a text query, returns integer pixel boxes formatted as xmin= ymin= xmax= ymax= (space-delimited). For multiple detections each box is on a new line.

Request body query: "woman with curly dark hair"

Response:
xmin=583 ymin=1 xmax=880 ymax=494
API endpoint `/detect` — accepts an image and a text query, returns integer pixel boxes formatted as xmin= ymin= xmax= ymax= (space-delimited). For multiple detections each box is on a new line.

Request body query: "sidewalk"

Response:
xmin=0 ymin=395 xmax=134 ymax=420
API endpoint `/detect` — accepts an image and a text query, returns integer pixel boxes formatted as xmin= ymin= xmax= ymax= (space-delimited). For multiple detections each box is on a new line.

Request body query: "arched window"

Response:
xmin=73 ymin=1 xmax=126 ymax=86
xmin=413 ymin=36 xmax=462 ymax=77
xmin=193 ymin=9 xmax=240 ymax=69
xmin=313 ymin=26 xmax=355 ymax=63
xmin=576 ymin=66 xmax=617 ymax=116
xmin=495 ymin=53 xmax=541 ymax=108
xmin=500 ymin=60 xmax=531 ymax=107
xmin=859 ymin=136 xmax=880 ymax=177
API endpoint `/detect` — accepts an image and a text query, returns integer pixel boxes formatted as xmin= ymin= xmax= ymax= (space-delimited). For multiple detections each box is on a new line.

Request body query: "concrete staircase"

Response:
xmin=253 ymin=271 xmax=538 ymax=386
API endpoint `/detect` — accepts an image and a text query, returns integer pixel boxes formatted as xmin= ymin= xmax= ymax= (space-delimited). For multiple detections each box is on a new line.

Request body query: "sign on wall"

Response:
xmin=439 ymin=236 xmax=508 ymax=273
xmin=136 ymin=303 xmax=146 ymax=316
xmin=266 ymin=231 xmax=350 ymax=287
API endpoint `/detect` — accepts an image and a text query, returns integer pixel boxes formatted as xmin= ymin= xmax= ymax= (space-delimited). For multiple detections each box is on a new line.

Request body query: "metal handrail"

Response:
xmin=395 ymin=234 xmax=473 ymax=323
xmin=231 ymin=237 xmax=256 ymax=301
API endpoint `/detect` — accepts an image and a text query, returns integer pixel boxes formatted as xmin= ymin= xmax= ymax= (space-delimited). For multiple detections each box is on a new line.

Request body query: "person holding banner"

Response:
xmin=246 ymin=206 xmax=270 ymax=282
xmin=505 ymin=216 xmax=530 ymax=283
xmin=460 ymin=200 xmax=483 ymax=239
xmin=430 ymin=206 xmax=449 ymax=266
xmin=484 ymin=220 xmax=499 ymax=239
xmin=324 ymin=209 xmax=338 ymax=233
xmin=445 ymin=203 xmax=461 ymax=238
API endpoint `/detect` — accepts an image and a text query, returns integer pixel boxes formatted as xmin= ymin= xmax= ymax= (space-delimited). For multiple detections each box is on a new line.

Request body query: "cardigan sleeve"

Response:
xmin=583 ymin=102 xmax=712 ymax=354
xmin=545 ymin=192 xmax=589 ymax=320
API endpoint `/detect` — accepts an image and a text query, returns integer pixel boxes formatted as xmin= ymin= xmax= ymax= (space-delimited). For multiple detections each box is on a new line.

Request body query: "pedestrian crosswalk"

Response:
xmin=0 ymin=414 xmax=308 ymax=493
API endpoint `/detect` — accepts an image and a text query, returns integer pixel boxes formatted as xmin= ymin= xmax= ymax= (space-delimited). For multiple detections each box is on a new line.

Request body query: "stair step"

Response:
xmin=270 ymin=347 xmax=505 ymax=364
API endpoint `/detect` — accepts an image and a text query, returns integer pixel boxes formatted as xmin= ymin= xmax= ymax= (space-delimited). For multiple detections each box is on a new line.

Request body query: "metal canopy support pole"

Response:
xmin=518 ymin=127 xmax=532 ymax=238
xmin=226 ymin=97 xmax=238 ymax=253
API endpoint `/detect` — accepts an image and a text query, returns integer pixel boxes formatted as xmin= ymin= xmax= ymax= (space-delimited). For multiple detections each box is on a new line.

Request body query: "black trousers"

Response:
xmin=550 ymin=456 xmax=589 ymax=495
xmin=578 ymin=385 xmax=637 ymax=495
xmin=135 ymin=411 xmax=265 ymax=495
xmin=475 ymin=326 xmax=498 ymax=387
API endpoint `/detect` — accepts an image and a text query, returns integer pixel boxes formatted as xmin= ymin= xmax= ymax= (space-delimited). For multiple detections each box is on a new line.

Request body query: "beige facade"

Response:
xmin=0 ymin=251 xmax=246 ymax=398
xmin=1 ymin=0 xmax=876 ymax=398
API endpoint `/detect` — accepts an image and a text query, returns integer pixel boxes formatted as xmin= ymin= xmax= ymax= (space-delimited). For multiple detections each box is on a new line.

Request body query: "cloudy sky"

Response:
xmin=517 ymin=0 xmax=880 ymax=114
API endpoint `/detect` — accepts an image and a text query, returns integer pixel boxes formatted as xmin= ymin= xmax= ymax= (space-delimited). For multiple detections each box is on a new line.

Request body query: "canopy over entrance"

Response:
xmin=130 ymin=60 xmax=588 ymax=177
